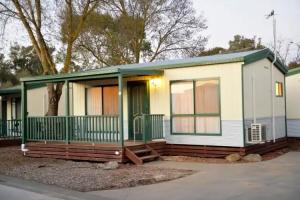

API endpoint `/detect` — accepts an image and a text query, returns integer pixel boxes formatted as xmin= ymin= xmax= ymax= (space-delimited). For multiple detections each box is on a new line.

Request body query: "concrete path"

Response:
xmin=0 ymin=152 xmax=299 ymax=200
xmin=90 ymin=151 xmax=300 ymax=200
xmin=0 ymin=175 xmax=111 ymax=200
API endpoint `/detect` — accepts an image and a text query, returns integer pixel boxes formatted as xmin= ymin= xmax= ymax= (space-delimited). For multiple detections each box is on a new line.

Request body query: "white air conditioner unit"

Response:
xmin=247 ymin=123 xmax=266 ymax=144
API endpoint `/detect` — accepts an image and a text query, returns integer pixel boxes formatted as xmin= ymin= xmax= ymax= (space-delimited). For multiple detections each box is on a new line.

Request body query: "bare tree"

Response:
xmin=71 ymin=0 xmax=207 ymax=67
xmin=0 ymin=0 xmax=100 ymax=115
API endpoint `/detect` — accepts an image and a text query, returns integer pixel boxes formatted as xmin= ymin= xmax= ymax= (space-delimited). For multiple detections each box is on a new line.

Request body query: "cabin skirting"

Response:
xmin=0 ymin=139 xmax=21 ymax=147
xmin=24 ymin=138 xmax=289 ymax=162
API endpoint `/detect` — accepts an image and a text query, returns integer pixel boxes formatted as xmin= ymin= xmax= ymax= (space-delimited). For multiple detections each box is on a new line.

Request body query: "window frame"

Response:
xmin=170 ymin=78 xmax=222 ymax=136
xmin=275 ymin=81 xmax=284 ymax=97
xmin=85 ymin=84 xmax=119 ymax=115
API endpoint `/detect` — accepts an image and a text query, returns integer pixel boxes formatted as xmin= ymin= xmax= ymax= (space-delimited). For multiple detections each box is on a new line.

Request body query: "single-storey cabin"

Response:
xmin=19 ymin=48 xmax=288 ymax=164
xmin=286 ymin=67 xmax=300 ymax=138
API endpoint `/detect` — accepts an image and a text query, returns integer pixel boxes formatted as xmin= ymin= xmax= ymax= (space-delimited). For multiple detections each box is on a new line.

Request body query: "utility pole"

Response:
xmin=266 ymin=10 xmax=276 ymax=143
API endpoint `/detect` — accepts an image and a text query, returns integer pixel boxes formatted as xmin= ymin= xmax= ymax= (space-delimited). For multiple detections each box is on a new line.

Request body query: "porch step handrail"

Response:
xmin=0 ymin=119 xmax=22 ymax=138
xmin=27 ymin=115 xmax=120 ymax=143
xmin=142 ymin=114 xmax=164 ymax=142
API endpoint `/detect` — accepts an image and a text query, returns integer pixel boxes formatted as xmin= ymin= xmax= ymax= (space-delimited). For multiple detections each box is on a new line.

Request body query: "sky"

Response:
xmin=1 ymin=0 xmax=300 ymax=62
xmin=192 ymin=0 xmax=300 ymax=61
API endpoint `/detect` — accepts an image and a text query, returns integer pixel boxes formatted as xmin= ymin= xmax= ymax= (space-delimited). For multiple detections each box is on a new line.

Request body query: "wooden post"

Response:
xmin=21 ymin=82 xmax=27 ymax=145
xmin=65 ymin=80 xmax=70 ymax=144
xmin=142 ymin=114 xmax=146 ymax=144
xmin=118 ymin=74 xmax=124 ymax=147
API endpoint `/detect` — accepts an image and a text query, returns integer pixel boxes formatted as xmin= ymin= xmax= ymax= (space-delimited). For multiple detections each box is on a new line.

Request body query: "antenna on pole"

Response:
xmin=266 ymin=10 xmax=276 ymax=56
xmin=266 ymin=10 xmax=277 ymax=143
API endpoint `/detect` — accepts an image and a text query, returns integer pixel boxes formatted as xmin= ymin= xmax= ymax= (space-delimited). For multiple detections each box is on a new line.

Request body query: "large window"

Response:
xmin=86 ymin=86 xmax=118 ymax=115
xmin=171 ymin=79 xmax=221 ymax=135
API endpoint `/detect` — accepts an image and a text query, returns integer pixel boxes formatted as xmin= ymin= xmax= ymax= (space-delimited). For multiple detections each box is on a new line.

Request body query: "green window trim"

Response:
xmin=170 ymin=77 xmax=222 ymax=136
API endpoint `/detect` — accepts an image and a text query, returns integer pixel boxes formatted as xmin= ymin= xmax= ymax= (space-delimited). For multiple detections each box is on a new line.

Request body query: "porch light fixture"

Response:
xmin=150 ymin=78 xmax=161 ymax=88
xmin=115 ymin=151 xmax=120 ymax=155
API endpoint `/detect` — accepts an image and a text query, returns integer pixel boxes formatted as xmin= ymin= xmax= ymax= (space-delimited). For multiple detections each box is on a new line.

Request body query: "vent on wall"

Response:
xmin=247 ymin=123 xmax=266 ymax=144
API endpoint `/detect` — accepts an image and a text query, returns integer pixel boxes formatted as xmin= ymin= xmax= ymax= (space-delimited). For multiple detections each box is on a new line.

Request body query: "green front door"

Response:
xmin=128 ymin=81 xmax=149 ymax=141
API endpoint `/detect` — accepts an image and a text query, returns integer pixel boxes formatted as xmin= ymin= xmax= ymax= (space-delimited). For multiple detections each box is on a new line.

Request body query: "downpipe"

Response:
xmin=271 ymin=16 xmax=277 ymax=143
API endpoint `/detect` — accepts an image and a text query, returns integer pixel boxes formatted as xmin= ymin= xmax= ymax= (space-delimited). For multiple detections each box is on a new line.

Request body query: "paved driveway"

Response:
xmin=0 ymin=151 xmax=299 ymax=200
xmin=91 ymin=151 xmax=300 ymax=200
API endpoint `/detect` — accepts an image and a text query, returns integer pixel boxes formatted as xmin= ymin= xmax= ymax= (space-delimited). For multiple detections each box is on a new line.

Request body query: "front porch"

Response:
xmin=24 ymin=140 xmax=166 ymax=163
xmin=24 ymin=114 xmax=164 ymax=164
xmin=21 ymin=68 xmax=166 ymax=164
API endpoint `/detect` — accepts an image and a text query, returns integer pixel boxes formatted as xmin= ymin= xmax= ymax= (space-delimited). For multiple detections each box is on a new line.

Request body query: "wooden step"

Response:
xmin=140 ymin=154 xmax=159 ymax=161
xmin=133 ymin=149 xmax=151 ymax=154
xmin=125 ymin=145 xmax=160 ymax=165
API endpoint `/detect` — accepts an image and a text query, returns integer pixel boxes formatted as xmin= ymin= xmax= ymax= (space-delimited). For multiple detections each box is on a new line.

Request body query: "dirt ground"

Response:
xmin=0 ymin=147 xmax=194 ymax=192
xmin=1 ymin=142 xmax=299 ymax=192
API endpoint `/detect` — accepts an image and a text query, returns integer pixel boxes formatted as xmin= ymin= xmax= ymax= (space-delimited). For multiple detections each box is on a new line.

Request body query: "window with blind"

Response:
xmin=171 ymin=79 xmax=221 ymax=135
xmin=86 ymin=86 xmax=118 ymax=115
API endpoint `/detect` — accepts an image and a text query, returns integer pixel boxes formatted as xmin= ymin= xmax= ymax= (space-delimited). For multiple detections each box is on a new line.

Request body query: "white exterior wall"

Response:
xmin=286 ymin=72 xmax=300 ymax=137
xmin=72 ymin=63 xmax=244 ymax=147
xmin=243 ymin=58 xmax=286 ymax=141
xmin=27 ymin=86 xmax=65 ymax=116
xmin=152 ymin=62 xmax=244 ymax=147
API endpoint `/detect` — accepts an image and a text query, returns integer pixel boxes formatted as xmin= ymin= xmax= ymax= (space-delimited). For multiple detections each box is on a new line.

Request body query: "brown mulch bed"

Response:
xmin=0 ymin=147 xmax=194 ymax=192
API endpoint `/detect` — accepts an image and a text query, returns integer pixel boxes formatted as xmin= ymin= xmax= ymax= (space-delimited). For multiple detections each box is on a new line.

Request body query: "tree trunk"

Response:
xmin=46 ymin=83 xmax=64 ymax=116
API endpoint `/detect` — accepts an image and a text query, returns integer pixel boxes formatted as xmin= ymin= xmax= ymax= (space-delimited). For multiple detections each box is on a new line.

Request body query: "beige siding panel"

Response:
xmin=286 ymin=73 xmax=300 ymax=119
xmin=149 ymin=62 xmax=244 ymax=120
xmin=243 ymin=58 xmax=285 ymax=118
xmin=243 ymin=58 xmax=286 ymax=140
xmin=149 ymin=62 xmax=244 ymax=147
xmin=27 ymin=87 xmax=45 ymax=116
xmin=286 ymin=73 xmax=300 ymax=137
xmin=6 ymin=97 xmax=12 ymax=120
xmin=72 ymin=83 xmax=86 ymax=116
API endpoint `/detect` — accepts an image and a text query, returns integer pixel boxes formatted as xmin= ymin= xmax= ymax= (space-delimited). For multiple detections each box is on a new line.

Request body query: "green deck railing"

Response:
xmin=143 ymin=114 xmax=164 ymax=142
xmin=0 ymin=120 xmax=22 ymax=138
xmin=27 ymin=115 xmax=120 ymax=143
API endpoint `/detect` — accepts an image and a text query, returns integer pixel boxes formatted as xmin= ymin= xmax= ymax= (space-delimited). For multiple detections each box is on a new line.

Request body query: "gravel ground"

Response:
xmin=0 ymin=147 xmax=194 ymax=192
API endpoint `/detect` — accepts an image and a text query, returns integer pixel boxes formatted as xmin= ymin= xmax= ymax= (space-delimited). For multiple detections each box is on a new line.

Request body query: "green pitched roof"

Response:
xmin=21 ymin=48 xmax=287 ymax=83
xmin=0 ymin=83 xmax=46 ymax=95
xmin=287 ymin=67 xmax=300 ymax=76
xmin=0 ymin=85 xmax=21 ymax=95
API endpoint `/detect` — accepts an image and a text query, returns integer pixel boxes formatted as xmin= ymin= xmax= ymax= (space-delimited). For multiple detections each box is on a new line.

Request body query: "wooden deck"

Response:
xmin=24 ymin=137 xmax=289 ymax=163
xmin=25 ymin=140 xmax=166 ymax=163
xmin=244 ymin=137 xmax=288 ymax=155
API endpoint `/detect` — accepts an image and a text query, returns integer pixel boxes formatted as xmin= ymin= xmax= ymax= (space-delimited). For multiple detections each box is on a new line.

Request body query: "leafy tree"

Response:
xmin=0 ymin=43 xmax=50 ymax=87
xmin=287 ymin=43 xmax=300 ymax=69
xmin=8 ymin=44 xmax=48 ymax=76
xmin=228 ymin=35 xmax=264 ymax=51
xmin=0 ymin=54 xmax=18 ymax=87
xmin=194 ymin=35 xmax=265 ymax=56
xmin=198 ymin=47 xmax=226 ymax=56
xmin=68 ymin=0 xmax=208 ymax=67
xmin=288 ymin=61 xmax=300 ymax=69
xmin=0 ymin=0 xmax=101 ymax=115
